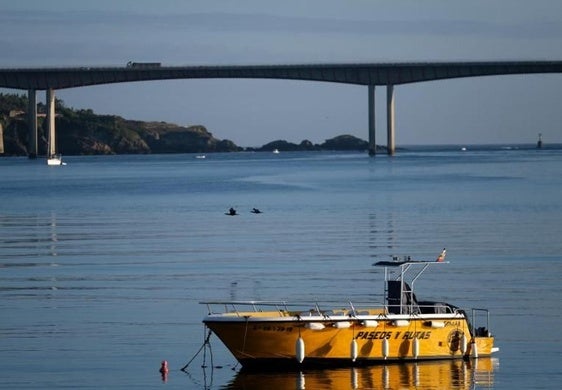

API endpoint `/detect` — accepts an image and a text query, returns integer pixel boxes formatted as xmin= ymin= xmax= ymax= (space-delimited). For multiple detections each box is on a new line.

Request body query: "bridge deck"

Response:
xmin=1 ymin=61 xmax=562 ymax=90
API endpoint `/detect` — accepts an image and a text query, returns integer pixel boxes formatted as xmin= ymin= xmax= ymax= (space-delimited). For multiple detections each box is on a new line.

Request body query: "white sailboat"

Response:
xmin=45 ymin=89 xmax=66 ymax=166
xmin=47 ymin=154 xmax=64 ymax=166
xmin=46 ymin=128 xmax=65 ymax=165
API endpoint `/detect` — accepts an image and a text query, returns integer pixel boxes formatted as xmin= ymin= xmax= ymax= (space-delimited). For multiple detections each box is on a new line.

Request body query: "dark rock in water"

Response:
xmin=246 ymin=134 xmax=386 ymax=153
xmin=321 ymin=134 xmax=369 ymax=151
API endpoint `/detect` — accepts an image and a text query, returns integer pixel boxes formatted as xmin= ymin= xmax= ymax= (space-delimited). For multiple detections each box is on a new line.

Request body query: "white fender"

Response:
xmin=296 ymin=337 xmax=305 ymax=363
xmin=471 ymin=340 xmax=479 ymax=358
xmin=361 ymin=320 xmax=378 ymax=328
xmin=460 ymin=333 xmax=467 ymax=355
xmin=334 ymin=321 xmax=352 ymax=329
xmin=350 ymin=339 xmax=358 ymax=362
xmin=305 ymin=322 xmax=325 ymax=330
xmin=393 ymin=320 xmax=410 ymax=327
xmin=413 ymin=337 xmax=420 ymax=359
xmin=382 ymin=338 xmax=389 ymax=359
xmin=429 ymin=321 xmax=445 ymax=328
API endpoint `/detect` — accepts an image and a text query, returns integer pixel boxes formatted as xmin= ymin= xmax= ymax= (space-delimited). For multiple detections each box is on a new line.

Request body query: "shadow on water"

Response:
xmin=186 ymin=358 xmax=498 ymax=390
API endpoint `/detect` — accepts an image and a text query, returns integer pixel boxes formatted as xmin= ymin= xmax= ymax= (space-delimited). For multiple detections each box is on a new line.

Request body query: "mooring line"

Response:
xmin=181 ymin=328 xmax=213 ymax=371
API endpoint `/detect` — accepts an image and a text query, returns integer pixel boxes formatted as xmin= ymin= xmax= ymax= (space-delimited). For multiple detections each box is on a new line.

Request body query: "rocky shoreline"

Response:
xmin=1 ymin=93 xmax=385 ymax=156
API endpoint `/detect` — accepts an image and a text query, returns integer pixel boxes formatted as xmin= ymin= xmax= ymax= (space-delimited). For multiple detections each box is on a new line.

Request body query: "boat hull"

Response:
xmin=47 ymin=155 xmax=65 ymax=166
xmin=204 ymin=313 xmax=495 ymax=368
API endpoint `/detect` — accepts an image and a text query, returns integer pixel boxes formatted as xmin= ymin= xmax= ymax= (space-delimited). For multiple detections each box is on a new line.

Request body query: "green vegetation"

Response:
xmin=1 ymin=92 xmax=379 ymax=156
xmin=0 ymin=93 xmax=239 ymax=156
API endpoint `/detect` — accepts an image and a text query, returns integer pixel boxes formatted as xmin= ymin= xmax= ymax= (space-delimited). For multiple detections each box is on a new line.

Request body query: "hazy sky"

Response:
xmin=2 ymin=0 xmax=562 ymax=146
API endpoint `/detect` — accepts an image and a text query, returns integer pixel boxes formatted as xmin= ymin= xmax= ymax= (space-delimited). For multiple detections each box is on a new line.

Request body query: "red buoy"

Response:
xmin=159 ymin=360 xmax=169 ymax=382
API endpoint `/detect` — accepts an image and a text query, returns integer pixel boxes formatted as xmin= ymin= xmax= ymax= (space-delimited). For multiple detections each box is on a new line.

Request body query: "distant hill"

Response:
xmin=0 ymin=93 xmax=384 ymax=156
xmin=252 ymin=134 xmax=387 ymax=152
xmin=0 ymin=93 xmax=240 ymax=156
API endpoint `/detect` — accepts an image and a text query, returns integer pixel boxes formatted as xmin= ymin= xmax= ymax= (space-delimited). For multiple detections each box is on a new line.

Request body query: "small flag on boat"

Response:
xmin=436 ymin=248 xmax=446 ymax=262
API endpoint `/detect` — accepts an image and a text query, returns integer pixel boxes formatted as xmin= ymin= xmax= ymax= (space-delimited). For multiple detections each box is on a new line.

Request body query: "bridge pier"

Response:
xmin=386 ymin=84 xmax=395 ymax=155
xmin=368 ymin=85 xmax=376 ymax=155
xmin=46 ymin=89 xmax=56 ymax=158
xmin=27 ymin=89 xmax=37 ymax=158
xmin=367 ymin=84 xmax=396 ymax=156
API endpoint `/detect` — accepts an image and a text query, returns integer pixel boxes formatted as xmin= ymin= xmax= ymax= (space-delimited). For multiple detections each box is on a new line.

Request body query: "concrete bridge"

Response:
xmin=2 ymin=61 xmax=562 ymax=156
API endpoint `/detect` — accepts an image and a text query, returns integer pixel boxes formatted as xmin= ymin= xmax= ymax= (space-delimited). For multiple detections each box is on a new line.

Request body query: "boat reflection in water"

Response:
xmin=225 ymin=358 xmax=498 ymax=390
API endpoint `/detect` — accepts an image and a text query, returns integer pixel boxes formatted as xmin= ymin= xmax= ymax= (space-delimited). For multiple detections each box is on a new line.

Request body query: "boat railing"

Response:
xmin=201 ymin=300 xmax=383 ymax=317
xmin=201 ymin=300 xmax=463 ymax=319
xmin=201 ymin=300 xmax=291 ymax=316
xmin=471 ymin=308 xmax=492 ymax=337
xmin=385 ymin=303 xmax=459 ymax=315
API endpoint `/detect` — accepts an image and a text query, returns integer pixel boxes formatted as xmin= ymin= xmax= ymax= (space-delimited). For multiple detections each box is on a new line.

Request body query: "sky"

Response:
xmin=1 ymin=0 xmax=562 ymax=147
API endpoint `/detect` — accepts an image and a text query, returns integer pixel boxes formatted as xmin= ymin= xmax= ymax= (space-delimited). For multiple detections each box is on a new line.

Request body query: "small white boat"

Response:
xmin=272 ymin=149 xmax=280 ymax=154
xmin=195 ymin=155 xmax=206 ymax=159
xmin=46 ymin=117 xmax=66 ymax=165
xmin=47 ymin=154 xmax=66 ymax=166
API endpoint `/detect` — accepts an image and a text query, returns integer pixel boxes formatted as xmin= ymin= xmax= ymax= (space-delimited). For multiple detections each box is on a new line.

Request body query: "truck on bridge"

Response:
xmin=126 ymin=62 xmax=161 ymax=69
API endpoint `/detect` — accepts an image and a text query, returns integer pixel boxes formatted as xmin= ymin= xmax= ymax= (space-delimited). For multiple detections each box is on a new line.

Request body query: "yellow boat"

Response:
xmin=202 ymin=257 xmax=499 ymax=369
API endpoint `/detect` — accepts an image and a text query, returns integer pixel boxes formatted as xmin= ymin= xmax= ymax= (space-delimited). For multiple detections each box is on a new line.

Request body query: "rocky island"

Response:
xmin=0 ymin=93 xmax=386 ymax=156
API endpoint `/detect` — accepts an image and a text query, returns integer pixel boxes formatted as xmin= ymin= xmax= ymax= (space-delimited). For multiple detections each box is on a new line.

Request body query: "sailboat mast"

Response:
xmin=46 ymin=89 xmax=56 ymax=157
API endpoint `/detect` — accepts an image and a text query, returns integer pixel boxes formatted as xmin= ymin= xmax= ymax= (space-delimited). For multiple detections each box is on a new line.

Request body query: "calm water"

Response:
xmin=1 ymin=148 xmax=561 ymax=389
